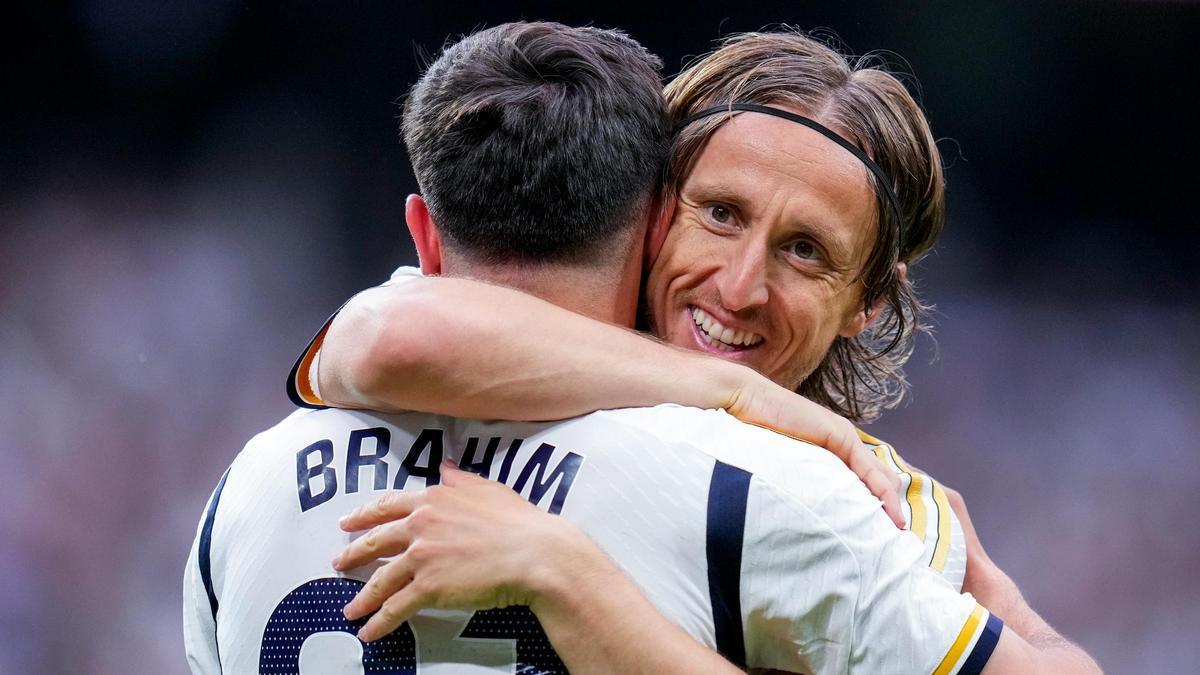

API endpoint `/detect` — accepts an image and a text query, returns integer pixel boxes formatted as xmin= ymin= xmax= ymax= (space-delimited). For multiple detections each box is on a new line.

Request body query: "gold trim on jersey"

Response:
xmin=930 ymin=480 xmax=953 ymax=572
xmin=857 ymin=429 xmax=953 ymax=572
xmin=933 ymin=604 xmax=987 ymax=675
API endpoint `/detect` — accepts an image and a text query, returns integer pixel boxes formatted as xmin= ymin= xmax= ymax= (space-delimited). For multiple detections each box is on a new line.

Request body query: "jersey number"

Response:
xmin=259 ymin=578 xmax=566 ymax=674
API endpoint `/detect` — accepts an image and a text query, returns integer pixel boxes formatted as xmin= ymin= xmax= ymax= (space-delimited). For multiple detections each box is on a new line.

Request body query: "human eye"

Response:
xmin=703 ymin=204 xmax=738 ymax=229
xmin=785 ymin=238 xmax=822 ymax=262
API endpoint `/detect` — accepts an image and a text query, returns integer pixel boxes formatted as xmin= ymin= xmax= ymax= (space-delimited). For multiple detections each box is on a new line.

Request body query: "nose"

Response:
xmin=714 ymin=238 xmax=769 ymax=312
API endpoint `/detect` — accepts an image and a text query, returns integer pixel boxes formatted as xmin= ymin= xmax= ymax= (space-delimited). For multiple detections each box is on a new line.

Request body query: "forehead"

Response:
xmin=682 ymin=110 xmax=878 ymax=251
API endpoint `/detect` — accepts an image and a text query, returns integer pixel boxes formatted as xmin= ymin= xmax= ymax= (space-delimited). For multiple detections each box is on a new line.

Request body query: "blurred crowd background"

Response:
xmin=3 ymin=2 xmax=1198 ymax=672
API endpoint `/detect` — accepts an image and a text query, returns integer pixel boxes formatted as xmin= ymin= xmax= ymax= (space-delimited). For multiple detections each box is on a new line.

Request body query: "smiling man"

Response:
xmin=647 ymin=108 xmax=885 ymax=387
xmin=187 ymin=23 xmax=1099 ymax=675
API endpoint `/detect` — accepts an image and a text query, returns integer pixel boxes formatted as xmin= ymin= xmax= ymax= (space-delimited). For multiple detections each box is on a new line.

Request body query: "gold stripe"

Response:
xmin=872 ymin=446 xmax=903 ymax=478
xmin=886 ymin=444 xmax=927 ymax=541
xmin=856 ymin=429 xmax=885 ymax=446
xmin=932 ymin=604 xmax=986 ymax=675
xmin=930 ymin=480 xmax=953 ymax=572
xmin=859 ymin=430 xmax=951 ymax=572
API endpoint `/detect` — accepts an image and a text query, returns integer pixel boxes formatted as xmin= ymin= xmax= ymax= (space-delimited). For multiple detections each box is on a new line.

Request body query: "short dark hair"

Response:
xmin=402 ymin=22 xmax=668 ymax=264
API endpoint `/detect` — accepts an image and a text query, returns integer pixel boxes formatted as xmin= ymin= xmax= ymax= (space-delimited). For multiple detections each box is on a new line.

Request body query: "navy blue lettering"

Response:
xmin=394 ymin=428 xmax=443 ymax=490
xmin=346 ymin=427 xmax=391 ymax=493
xmin=460 ymin=436 xmax=524 ymax=479
xmin=297 ymin=439 xmax=337 ymax=512
xmin=495 ymin=438 xmax=523 ymax=484
xmin=512 ymin=443 xmax=583 ymax=515
xmin=459 ymin=436 xmax=493 ymax=478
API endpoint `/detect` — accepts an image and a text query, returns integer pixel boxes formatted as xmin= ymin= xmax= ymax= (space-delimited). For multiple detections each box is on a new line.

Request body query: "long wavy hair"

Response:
xmin=665 ymin=30 xmax=945 ymax=422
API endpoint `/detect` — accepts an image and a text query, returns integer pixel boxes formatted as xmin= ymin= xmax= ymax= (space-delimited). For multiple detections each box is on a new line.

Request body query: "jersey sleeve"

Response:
xmin=286 ymin=265 xmax=425 ymax=408
xmin=858 ymin=429 xmax=967 ymax=591
xmin=182 ymin=468 xmax=231 ymax=675
xmin=825 ymin=464 xmax=1001 ymax=674
xmin=736 ymin=431 xmax=1002 ymax=674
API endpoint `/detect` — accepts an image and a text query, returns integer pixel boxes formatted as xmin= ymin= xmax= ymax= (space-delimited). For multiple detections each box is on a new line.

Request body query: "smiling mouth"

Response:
xmin=690 ymin=306 xmax=764 ymax=352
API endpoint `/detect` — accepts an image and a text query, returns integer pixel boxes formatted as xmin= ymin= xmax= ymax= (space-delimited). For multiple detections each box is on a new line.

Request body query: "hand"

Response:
xmin=331 ymin=460 xmax=604 ymax=642
xmin=725 ymin=377 xmax=906 ymax=529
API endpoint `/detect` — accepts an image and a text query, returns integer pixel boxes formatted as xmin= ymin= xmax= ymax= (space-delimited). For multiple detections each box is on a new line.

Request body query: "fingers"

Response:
xmin=853 ymin=450 xmax=907 ymax=530
xmin=731 ymin=385 xmax=906 ymax=529
xmin=344 ymin=556 xmax=415 ymax=622
xmin=357 ymin=586 xmax=425 ymax=642
xmin=333 ymin=518 xmax=414 ymax=571
xmin=439 ymin=459 xmax=485 ymax=488
xmin=743 ymin=386 xmax=860 ymax=465
xmin=340 ymin=490 xmax=420 ymax=532
xmin=826 ymin=416 xmax=862 ymax=467
xmin=780 ymin=396 xmax=860 ymax=468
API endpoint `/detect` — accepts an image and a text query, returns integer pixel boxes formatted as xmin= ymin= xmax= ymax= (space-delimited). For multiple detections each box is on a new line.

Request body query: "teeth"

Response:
xmin=690 ymin=307 xmax=763 ymax=349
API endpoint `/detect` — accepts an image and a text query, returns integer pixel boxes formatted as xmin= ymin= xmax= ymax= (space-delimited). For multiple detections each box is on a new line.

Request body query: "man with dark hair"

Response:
xmin=402 ymin=22 xmax=667 ymax=264
xmin=185 ymin=21 xmax=1095 ymax=675
xmin=184 ymin=22 xmax=680 ymax=673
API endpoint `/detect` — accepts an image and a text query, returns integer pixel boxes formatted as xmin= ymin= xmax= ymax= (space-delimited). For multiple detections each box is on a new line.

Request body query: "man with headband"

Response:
xmin=186 ymin=23 xmax=1099 ymax=674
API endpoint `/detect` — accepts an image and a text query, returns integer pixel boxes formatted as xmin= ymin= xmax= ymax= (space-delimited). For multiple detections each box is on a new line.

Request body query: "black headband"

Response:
xmin=676 ymin=103 xmax=907 ymax=252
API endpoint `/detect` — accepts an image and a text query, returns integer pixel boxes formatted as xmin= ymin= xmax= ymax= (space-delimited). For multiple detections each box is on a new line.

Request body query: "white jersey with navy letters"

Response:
xmin=184 ymin=403 xmax=1001 ymax=674
xmin=286 ymin=266 xmax=969 ymax=591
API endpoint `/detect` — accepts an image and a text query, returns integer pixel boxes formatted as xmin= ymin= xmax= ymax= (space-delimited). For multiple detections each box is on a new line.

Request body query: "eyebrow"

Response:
xmin=684 ymin=180 xmax=858 ymax=265
xmin=681 ymin=181 xmax=747 ymax=209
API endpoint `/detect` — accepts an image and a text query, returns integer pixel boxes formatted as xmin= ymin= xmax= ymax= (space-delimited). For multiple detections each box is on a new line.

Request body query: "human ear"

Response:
xmin=405 ymin=194 xmax=443 ymax=275
xmin=644 ymin=192 xmax=676 ymax=268
xmin=839 ymin=262 xmax=907 ymax=338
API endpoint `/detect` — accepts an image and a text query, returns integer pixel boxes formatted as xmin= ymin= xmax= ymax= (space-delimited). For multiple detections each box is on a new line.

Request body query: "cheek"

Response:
xmin=650 ymin=227 xmax=718 ymax=296
xmin=764 ymin=295 xmax=842 ymax=377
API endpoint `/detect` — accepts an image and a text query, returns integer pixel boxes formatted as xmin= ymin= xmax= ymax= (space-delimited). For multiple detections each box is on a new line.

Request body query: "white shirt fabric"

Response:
xmin=191 ymin=265 xmax=995 ymax=674
xmin=286 ymin=266 xmax=968 ymax=591
xmin=184 ymin=404 xmax=998 ymax=674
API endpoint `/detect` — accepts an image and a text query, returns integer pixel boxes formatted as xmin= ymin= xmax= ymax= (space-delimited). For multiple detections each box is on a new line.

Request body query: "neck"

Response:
xmin=443 ymin=249 xmax=643 ymax=328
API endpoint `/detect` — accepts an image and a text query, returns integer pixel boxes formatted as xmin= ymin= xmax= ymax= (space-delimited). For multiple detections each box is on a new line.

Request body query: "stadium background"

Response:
xmin=3 ymin=1 xmax=1198 ymax=672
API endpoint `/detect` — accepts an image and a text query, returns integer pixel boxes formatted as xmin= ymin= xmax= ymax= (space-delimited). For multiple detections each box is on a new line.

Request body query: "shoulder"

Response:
xmin=226 ymin=408 xmax=420 ymax=496
xmin=857 ymin=428 xmax=966 ymax=588
xmin=244 ymin=407 xmax=417 ymax=449
xmin=595 ymin=405 xmax=835 ymax=463
xmin=239 ymin=408 xmax=365 ymax=459
xmin=597 ymin=405 xmax=870 ymax=509
xmin=385 ymin=265 xmax=423 ymax=285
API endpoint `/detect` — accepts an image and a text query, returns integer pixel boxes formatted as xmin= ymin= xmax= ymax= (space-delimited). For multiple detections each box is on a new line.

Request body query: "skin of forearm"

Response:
xmin=526 ymin=528 xmax=743 ymax=675
xmin=319 ymin=277 xmax=752 ymax=419
xmin=972 ymin=560 xmax=1102 ymax=674
xmin=320 ymin=277 xmax=869 ymax=479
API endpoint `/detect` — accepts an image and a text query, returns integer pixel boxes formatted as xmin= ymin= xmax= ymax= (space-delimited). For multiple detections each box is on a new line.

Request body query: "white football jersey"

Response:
xmin=858 ymin=431 xmax=968 ymax=592
xmin=184 ymin=404 xmax=1001 ymax=674
xmin=286 ymin=266 xmax=969 ymax=591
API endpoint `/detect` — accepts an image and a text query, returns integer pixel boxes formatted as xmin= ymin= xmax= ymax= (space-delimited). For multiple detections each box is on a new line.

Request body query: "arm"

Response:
xmin=321 ymin=275 xmax=795 ymax=422
xmin=183 ymin=488 xmax=223 ymax=675
xmin=314 ymin=275 xmax=904 ymax=526
xmin=728 ymin=425 xmax=1099 ymax=675
xmin=334 ymin=463 xmax=742 ymax=675
xmin=945 ymin=488 xmax=1102 ymax=674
